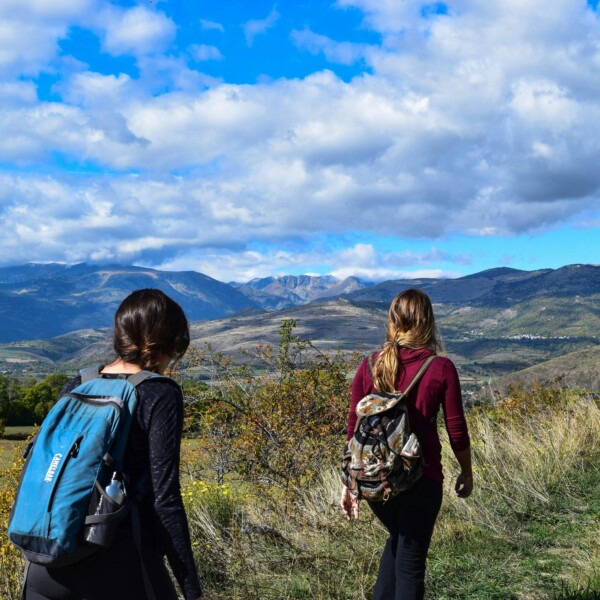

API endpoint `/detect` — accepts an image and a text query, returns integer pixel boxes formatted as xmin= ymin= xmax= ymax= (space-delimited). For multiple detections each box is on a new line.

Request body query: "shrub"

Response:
xmin=184 ymin=320 xmax=359 ymax=498
xmin=0 ymin=443 xmax=26 ymax=599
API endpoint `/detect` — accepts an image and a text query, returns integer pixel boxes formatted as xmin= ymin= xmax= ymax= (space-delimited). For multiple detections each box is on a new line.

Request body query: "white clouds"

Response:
xmin=0 ymin=18 xmax=64 ymax=76
xmin=62 ymin=72 xmax=134 ymax=107
xmin=200 ymin=19 xmax=224 ymax=33
xmin=157 ymin=243 xmax=464 ymax=282
xmin=291 ymin=29 xmax=370 ymax=65
xmin=330 ymin=244 xmax=464 ymax=280
xmin=1 ymin=0 xmax=600 ymax=278
xmin=243 ymin=7 xmax=280 ymax=46
xmin=1 ymin=0 xmax=94 ymax=20
xmin=190 ymin=44 xmax=224 ymax=62
xmin=0 ymin=81 xmax=38 ymax=105
xmin=100 ymin=5 xmax=176 ymax=57
xmin=0 ymin=0 xmax=93 ymax=76
xmin=509 ymin=80 xmax=579 ymax=132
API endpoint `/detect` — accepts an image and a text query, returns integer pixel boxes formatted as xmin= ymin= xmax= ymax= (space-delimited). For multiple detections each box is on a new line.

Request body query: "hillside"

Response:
xmin=0 ymin=264 xmax=258 ymax=343
xmin=496 ymin=345 xmax=600 ymax=391
xmin=2 ymin=296 xmax=597 ymax=392
xmin=188 ymin=298 xmax=386 ymax=355
xmin=344 ymin=264 xmax=600 ymax=305
xmin=0 ymin=263 xmax=598 ymax=385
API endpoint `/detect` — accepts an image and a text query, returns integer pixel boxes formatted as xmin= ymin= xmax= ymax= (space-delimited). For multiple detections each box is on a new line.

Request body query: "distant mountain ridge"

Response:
xmin=1 ymin=262 xmax=599 ymax=348
xmin=0 ymin=263 xmax=259 ymax=343
xmin=232 ymin=274 xmax=368 ymax=309
xmin=343 ymin=264 xmax=600 ymax=305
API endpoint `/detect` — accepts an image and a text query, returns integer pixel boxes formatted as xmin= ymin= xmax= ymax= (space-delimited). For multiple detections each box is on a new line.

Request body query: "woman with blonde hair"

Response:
xmin=341 ymin=288 xmax=472 ymax=600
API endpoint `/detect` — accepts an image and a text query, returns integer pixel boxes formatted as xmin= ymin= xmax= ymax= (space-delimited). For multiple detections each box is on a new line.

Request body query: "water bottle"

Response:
xmin=105 ymin=472 xmax=126 ymax=505
xmin=84 ymin=472 xmax=126 ymax=547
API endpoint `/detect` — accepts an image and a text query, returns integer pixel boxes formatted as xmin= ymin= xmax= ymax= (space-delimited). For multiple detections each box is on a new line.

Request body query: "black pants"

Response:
xmin=368 ymin=476 xmax=443 ymax=600
xmin=23 ymin=531 xmax=178 ymax=600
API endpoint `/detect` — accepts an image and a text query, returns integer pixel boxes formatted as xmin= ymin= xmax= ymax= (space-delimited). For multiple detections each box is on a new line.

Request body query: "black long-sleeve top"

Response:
xmin=63 ymin=374 xmax=202 ymax=600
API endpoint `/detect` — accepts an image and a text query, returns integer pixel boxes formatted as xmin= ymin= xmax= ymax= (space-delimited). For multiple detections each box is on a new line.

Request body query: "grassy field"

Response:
xmin=176 ymin=386 xmax=600 ymax=599
xmin=2 ymin=392 xmax=600 ymax=599
xmin=0 ymin=428 xmax=31 ymax=474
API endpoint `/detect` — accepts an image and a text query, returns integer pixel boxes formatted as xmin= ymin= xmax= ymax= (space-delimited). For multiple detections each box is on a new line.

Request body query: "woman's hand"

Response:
xmin=455 ymin=472 xmax=473 ymax=498
xmin=340 ymin=486 xmax=360 ymax=520
xmin=453 ymin=447 xmax=473 ymax=498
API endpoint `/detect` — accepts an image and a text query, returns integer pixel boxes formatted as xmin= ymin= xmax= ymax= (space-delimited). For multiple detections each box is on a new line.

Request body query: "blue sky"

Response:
xmin=0 ymin=0 xmax=599 ymax=282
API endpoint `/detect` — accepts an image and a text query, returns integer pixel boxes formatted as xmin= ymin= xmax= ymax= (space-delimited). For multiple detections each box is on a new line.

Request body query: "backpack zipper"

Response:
xmin=64 ymin=393 xmax=124 ymax=413
xmin=46 ymin=437 xmax=83 ymax=515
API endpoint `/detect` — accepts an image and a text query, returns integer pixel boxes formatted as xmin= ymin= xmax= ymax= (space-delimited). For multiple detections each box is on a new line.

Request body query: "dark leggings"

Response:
xmin=23 ymin=531 xmax=178 ymax=600
xmin=368 ymin=476 xmax=443 ymax=600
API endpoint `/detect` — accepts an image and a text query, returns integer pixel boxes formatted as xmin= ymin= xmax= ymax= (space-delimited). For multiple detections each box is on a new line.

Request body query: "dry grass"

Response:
xmin=443 ymin=393 xmax=600 ymax=532
xmin=181 ymin=390 xmax=600 ymax=598
xmin=1 ymin=390 xmax=599 ymax=599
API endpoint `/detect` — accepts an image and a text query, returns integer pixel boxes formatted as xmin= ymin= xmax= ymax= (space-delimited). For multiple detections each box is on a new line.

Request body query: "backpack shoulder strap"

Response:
xmin=79 ymin=366 xmax=101 ymax=384
xmin=398 ymin=355 xmax=437 ymax=397
xmin=126 ymin=370 xmax=159 ymax=388
xmin=79 ymin=368 xmax=166 ymax=388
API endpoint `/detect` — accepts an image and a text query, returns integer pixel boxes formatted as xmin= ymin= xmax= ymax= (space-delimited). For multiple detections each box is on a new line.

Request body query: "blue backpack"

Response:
xmin=8 ymin=368 xmax=162 ymax=567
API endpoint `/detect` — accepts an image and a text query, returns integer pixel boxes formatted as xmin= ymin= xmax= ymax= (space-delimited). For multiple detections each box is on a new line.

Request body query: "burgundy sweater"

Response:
xmin=346 ymin=347 xmax=470 ymax=483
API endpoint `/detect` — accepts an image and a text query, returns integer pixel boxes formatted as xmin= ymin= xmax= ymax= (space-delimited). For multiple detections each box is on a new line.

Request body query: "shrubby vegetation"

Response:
xmin=1 ymin=323 xmax=599 ymax=598
xmin=0 ymin=373 xmax=69 ymax=427
xmin=0 ymin=441 xmax=26 ymax=598
xmin=182 ymin=320 xmax=358 ymax=496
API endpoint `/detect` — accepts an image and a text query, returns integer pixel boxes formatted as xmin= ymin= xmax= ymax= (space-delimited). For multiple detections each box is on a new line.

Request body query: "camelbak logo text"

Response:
xmin=44 ymin=454 xmax=63 ymax=482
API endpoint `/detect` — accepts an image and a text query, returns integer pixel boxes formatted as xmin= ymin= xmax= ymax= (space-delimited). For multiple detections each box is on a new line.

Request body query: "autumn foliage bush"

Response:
xmin=0 ymin=443 xmax=26 ymax=599
xmin=184 ymin=320 xmax=359 ymax=498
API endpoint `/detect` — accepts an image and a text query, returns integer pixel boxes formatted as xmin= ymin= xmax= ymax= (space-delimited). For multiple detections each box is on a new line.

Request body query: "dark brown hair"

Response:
xmin=373 ymin=288 xmax=443 ymax=392
xmin=113 ymin=288 xmax=190 ymax=373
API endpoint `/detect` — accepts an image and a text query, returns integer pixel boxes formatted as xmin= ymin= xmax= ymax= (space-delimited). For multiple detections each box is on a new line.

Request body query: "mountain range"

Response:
xmin=1 ymin=262 xmax=599 ymax=345
xmin=0 ymin=264 xmax=377 ymax=343
xmin=231 ymin=274 xmax=368 ymax=309
xmin=0 ymin=262 xmax=598 ymax=389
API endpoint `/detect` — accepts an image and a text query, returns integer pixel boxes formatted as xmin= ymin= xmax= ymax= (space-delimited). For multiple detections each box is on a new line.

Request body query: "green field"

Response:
xmin=0 ymin=428 xmax=33 ymax=474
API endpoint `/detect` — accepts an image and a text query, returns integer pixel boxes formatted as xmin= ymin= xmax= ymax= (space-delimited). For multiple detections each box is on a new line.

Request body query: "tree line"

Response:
xmin=0 ymin=373 xmax=70 ymax=432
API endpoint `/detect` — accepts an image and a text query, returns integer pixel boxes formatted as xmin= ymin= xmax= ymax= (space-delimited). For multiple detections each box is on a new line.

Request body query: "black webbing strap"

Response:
xmin=126 ymin=370 xmax=156 ymax=387
xmin=131 ymin=501 xmax=157 ymax=600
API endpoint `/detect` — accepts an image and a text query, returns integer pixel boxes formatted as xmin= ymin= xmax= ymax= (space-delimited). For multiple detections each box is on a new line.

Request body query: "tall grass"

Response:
xmin=1 ymin=388 xmax=599 ymax=598
xmin=444 ymin=391 xmax=600 ymax=528
xmin=181 ymin=389 xmax=600 ymax=599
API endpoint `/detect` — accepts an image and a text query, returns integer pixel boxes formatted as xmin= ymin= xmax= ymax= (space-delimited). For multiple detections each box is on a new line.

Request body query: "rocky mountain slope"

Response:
xmin=232 ymin=275 xmax=368 ymax=309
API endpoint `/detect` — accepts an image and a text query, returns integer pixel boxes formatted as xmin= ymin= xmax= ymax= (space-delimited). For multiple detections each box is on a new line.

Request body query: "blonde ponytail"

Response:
xmin=372 ymin=289 xmax=442 ymax=392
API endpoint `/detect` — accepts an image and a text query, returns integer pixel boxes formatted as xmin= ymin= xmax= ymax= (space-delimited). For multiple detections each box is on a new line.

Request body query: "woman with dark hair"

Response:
xmin=23 ymin=289 xmax=202 ymax=600
xmin=341 ymin=288 xmax=472 ymax=600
